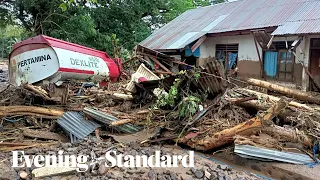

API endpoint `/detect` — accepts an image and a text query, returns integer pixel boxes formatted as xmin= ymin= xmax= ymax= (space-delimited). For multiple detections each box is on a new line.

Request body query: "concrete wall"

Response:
xmin=301 ymin=35 xmax=320 ymax=91
xmin=199 ymin=34 xmax=320 ymax=90
xmin=200 ymin=34 xmax=262 ymax=78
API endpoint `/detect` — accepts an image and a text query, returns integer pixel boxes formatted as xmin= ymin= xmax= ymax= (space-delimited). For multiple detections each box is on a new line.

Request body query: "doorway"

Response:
xmin=263 ymin=41 xmax=294 ymax=81
xmin=309 ymin=38 xmax=320 ymax=91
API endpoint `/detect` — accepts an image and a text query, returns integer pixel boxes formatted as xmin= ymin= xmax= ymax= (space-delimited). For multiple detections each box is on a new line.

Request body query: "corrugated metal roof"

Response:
xmin=57 ymin=112 xmax=101 ymax=143
xmin=235 ymin=144 xmax=315 ymax=164
xmin=141 ymin=0 xmax=320 ymax=50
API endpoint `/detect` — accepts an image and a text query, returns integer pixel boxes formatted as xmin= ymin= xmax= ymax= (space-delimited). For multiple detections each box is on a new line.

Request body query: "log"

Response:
xmin=23 ymin=129 xmax=68 ymax=142
xmin=109 ymin=119 xmax=136 ymax=127
xmin=262 ymin=125 xmax=312 ymax=146
xmin=237 ymin=88 xmax=314 ymax=111
xmin=0 ymin=106 xmax=64 ymax=117
xmin=235 ymin=99 xmax=304 ymax=125
xmin=179 ymin=99 xmax=288 ymax=151
xmin=245 ymin=78 xmax=320 ymax=105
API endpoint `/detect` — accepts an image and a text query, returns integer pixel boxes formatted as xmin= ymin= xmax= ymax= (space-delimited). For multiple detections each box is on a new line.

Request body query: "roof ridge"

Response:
xmin=196 ymin=0 xmax=246 ymax=10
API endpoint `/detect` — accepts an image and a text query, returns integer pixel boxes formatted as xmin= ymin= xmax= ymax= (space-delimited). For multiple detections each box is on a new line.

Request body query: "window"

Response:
xmin=216 ymin=44 xmax=239 ymax=70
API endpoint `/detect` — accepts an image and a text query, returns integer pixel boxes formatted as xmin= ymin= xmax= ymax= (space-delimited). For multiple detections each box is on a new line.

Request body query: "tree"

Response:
xmin=0 ymin=0 xmax=14 ymax=27
xmin=0 ymin=25 xmax=27 ymax=58
xmin=0 ymin=0 xmax=227 ymax=58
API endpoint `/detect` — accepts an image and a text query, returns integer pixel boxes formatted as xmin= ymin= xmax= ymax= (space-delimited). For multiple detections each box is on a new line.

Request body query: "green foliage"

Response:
xmin=0 ymin=0 xmax=226 ymax=58
xmin=0 ymin=25 xmax=28 ymax=58
xmin=156 ymin=79 xmax=181 ymax=108
xmin=178 ymin=96 xmax=201 ymax=118
xmin=156 ymin=78 xmax=202 ymax=118
xmin=194 ymin=72 xmax=201 ymax=79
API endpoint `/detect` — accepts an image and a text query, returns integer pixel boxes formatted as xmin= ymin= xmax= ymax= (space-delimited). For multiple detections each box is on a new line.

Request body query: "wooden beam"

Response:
xmin=252 ymin=32 xmax=264 ymax=79
xmin=149 ymin=56 xmax=174 ymax=75
xmin=191 ymin=36 xmax=207 ymax=52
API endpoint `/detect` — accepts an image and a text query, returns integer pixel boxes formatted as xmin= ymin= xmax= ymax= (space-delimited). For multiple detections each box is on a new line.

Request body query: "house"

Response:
xmin=140 ymin=0 xmax=320 ymax=91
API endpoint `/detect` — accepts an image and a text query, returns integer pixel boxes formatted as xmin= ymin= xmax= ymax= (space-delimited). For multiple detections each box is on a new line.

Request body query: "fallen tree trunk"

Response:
xmin=0 ymin=106 xmax=64 ymax=117
xmin=262 ymin=125 xmax=312 ymax=146
xmin=245 ymin=78 xmax=320 ymax=105
xmin=179 ymin=99 xmax=288 ymax=151
xmin=23 ymin=129 xmax=68 ymax=142
xmin=235 ymin=99 xmax=312 ymax=124
xmin=237 ymin=88 xmax=314 ymax=111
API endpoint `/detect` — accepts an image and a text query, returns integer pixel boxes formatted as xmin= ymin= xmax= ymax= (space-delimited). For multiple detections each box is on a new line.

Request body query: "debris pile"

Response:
xmin=1 ymin=46 xmax=320 ymax=179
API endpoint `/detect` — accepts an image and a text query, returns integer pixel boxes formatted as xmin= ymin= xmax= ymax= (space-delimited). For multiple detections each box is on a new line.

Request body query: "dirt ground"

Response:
xmin=0 ymin=138 xmax=264 ymax=180
xmin=0 ymin=59 xmax=318 ymax=180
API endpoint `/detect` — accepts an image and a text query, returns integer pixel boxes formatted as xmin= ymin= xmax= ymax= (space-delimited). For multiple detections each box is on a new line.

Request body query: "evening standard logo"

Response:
xmin=12 ymin=150 xmax=195 ymax=172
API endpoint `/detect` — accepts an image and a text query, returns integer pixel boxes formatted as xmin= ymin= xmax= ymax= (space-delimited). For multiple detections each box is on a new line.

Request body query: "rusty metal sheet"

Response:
xmin=141 ymin=0 xmax=320 ymax=50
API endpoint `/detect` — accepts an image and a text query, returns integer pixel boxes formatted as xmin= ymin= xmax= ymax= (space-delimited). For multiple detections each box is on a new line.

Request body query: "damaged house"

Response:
xmin=140 ymin=0 xmax=320 ymax=91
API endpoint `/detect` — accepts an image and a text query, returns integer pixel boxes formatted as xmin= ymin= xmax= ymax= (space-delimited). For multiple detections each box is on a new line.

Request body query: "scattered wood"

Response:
xmin=22 ymin=129 xmax=68 ymax=142
xmin=112 ymin=93 xmax=133 ymax=100
xmin=149 ymin=56 xmax=174 ymax=75
xmin=236 ymin=88 xmax=314 ymax=111
xmin=110 ymin=119 xmax=136 ymax=127
xmin=0 ymin=142 xmax=44 ymax=147
xmin=0 ymin=142 xmax=58 ymax=152
xmin=179 ymin=99 xmax=288 ymax=151
xmin=22 ymin=84 xmax=52 ymax=101
xmin=245 ymin=78 xmax=320 ymax=105
xmin=262 ymin=125 xmax=312 ymax=147
xmin=0 ymin=106 xmax=64 ymax=117
xmin=32 ymin=166 xmax=77 ymax=178
xmin=230 ymin=96 xmax=257 ymax=104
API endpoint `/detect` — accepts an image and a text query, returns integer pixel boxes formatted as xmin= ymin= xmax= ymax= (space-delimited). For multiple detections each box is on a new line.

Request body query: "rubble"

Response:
xmin=1 ymin=44 xmax=320 ymax=179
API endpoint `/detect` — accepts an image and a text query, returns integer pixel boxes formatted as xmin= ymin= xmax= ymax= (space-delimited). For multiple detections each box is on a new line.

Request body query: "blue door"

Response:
xmin=264 ymin=51 xmax=278 ymax=77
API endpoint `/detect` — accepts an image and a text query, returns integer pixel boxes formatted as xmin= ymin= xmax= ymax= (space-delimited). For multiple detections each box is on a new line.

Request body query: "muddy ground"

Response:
xmin=0 ymin=138 xmax=264 ymax=180
xmin=0 ymin=60 xmax=318 ymax=180
xmin=0 ymin=61 xmax=263 ymax=179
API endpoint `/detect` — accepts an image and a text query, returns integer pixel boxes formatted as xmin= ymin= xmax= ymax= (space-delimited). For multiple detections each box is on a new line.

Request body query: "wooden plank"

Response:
xmin=149 ymin=56 xmax=174 ymax=75
xmin=23 ymin=129 xmax=68 ymax=142
xmin=191 ymin=36 xmax=207 ymax=52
